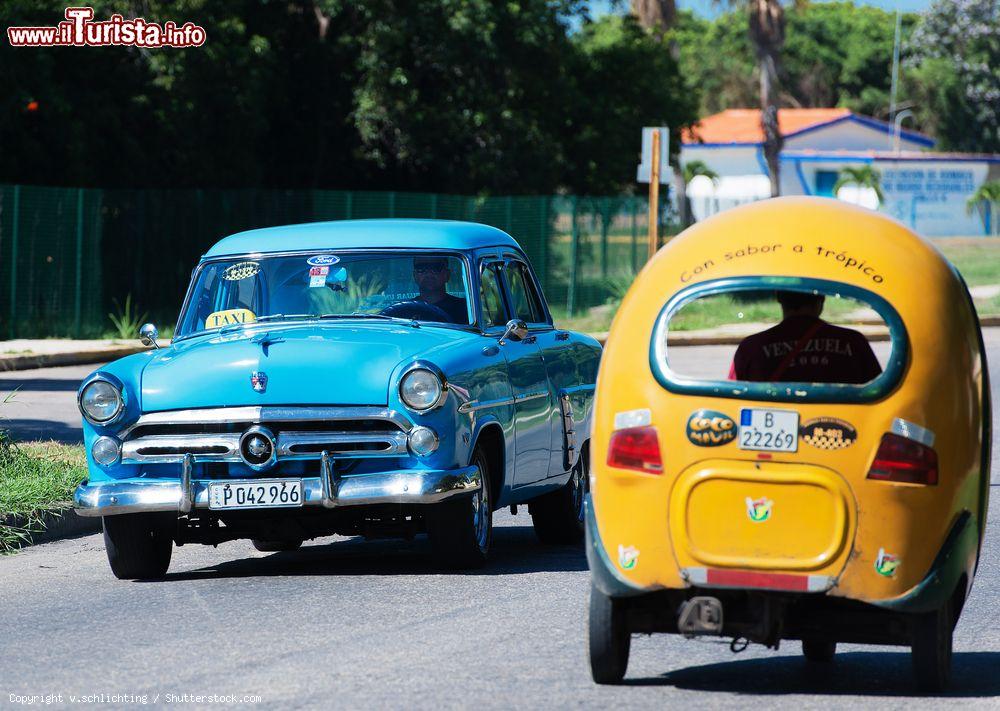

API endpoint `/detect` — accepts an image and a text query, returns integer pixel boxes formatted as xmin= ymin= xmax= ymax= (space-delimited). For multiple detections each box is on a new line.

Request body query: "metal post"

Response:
xmin=630 ymin=196 xmax=639 ymax=272
xmin=648 ymin=129 xmax=661 ymax=261
xmin=539 ymin=197 xmax=550 ymax=294
xmin=600 ymin=198 xmax=609 ymax=279
xmin=567 ymin=197 xmax=580 ymax=318
xmin=9 ymin=185 xmax=20 ymax=339
xmin=74 ymin=188 xmax=84 ymax=337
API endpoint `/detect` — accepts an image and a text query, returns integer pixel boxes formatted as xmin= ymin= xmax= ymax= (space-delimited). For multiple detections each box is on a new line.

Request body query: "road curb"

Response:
xmin=2 ymin=506 xmax=101 ymax=548
xmin=0 ymin=346 xmax=148 ymax=372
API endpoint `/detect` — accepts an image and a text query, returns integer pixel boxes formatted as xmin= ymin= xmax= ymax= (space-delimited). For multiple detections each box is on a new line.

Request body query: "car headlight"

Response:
xmin=80 ymin=379 xmax=123 ymax=424
xmin=399 ymin=368 xmax=444 ymax=411
xmin=91 ymin=436 xmax=121 ymax=466
xmin=407 ymin=426 xmax=439 ymax=456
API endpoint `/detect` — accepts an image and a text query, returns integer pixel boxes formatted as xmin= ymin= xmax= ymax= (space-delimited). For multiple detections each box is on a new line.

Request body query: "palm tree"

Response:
xmin=834 ymin=165 xmax=885 ymax=205
xmin=683 ymin=160 xmax=720 ymax=184
xmin=966 ymin=181 xmax=1000 ymax=236
xmin=747 ymin=0 xmax=786 ymax=198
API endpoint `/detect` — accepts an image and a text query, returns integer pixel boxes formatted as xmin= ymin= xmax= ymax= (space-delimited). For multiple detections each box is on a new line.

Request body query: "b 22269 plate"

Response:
xmin=738 ymin=408 xmax=799 ymax=452
xmin=207 ymin=479 xmax=303 ymax=510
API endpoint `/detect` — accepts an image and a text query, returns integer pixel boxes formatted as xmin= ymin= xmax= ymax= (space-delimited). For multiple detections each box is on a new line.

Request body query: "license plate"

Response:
xmin=208 ymin=479 xmax=303 ymax=510
xmin=739 ymin=408 xmax=799 ymax=452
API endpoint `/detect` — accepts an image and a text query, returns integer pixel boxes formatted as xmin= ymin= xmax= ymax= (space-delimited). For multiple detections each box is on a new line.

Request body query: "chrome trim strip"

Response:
xmin=458 ymin=396 xmax=516 ymax=413
xmin=120 ymin=406 xmax=411 ymax=438
xmin=122 ymin=434 xmax=241 ymax=463
xmin=74 ymin=465 xmax=482 ymax=516
xmin=277 ymin=431 xmax=408 ymax=457
xmin=891 ymin=417 xmax=935 ymax=447
xmin=514 ymin=390 xmax=549 ymax=403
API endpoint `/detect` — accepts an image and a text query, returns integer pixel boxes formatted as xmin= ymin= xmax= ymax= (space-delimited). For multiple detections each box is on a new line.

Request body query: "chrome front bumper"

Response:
xmin=74 ymin=460 xmax=481 ymax=517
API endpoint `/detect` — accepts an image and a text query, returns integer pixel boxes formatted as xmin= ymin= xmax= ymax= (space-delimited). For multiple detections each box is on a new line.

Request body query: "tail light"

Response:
xmin=607 ymin=426 xmax=662 ymax=474
xmin=867 ymin=432 xmax=938 ymax=485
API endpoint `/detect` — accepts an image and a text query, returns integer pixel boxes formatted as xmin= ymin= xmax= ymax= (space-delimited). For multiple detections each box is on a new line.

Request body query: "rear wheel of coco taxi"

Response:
xmin=426 ymin=446 xmax=492 ymax=569
xmin=588 ymin=583 xmax=630 ymax=684
xmin=802 ymin=639 xmax=837 ymax=663
xmin=529 ymin=452 xmax=588 ymax=545
xmin=102 ymin=512 xmax=174 ymax=580
xmin=911 ymin=600 xmax=953 ymax=693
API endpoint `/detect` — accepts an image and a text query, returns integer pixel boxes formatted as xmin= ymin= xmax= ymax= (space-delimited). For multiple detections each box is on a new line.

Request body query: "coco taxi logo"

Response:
xmin=686 ymin=410 xmax=736 ymax=447
xmin=745 ymin=496 xmax=773 ymax=523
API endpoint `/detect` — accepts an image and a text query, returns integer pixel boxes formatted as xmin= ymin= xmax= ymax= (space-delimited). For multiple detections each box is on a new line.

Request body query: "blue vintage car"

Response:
xmin=74 ymin=220 xmax=601 ymax=578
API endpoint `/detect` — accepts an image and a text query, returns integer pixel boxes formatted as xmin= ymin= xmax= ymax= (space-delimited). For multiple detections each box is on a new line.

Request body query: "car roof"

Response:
xmin=203 ymin=219 xmax=520 ymax=258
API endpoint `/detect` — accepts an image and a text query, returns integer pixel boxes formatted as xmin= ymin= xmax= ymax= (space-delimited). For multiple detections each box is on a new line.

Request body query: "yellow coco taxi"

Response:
xmin=586 ymin=197 xmax=991 ymax=692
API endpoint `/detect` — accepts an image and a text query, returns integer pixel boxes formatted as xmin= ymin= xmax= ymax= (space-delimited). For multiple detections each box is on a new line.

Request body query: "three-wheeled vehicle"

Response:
xmin=586 ymin=197 xmax=991 ymax=691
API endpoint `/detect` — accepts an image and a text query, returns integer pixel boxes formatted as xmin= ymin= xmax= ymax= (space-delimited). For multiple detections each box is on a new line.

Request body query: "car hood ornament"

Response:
xmin=250 ymin=371 xmax=268 ymax=393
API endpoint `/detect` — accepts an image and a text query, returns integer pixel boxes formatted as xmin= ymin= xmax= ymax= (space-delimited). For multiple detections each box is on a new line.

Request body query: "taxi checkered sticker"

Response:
xmin=800 ymin=417 xmax=857 ymax=450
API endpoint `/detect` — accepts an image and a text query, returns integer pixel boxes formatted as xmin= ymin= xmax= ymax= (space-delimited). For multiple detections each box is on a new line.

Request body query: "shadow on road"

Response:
xmin=0 ymin=378 xmax=83 ymax=392
xmin=625 ymin=650 xmax=1000 ymax=698
xmin=154 ymin=522 xmax=587 ymax=581
xmin=3 ymin=419 xmax=82 ymax=443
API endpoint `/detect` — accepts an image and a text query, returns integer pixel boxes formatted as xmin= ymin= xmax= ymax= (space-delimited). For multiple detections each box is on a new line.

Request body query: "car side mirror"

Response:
xmin=498 ymin=319 xmax=528 ymax=346
xmin=139 ymin=323 xmax=160 ymax=349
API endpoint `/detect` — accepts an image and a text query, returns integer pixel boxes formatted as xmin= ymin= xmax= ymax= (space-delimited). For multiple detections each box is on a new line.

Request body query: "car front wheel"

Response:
xmin=102 ymin=512 xmax=174 ymax=580
xmin=426 ymin=446 xmax=492 ymax=569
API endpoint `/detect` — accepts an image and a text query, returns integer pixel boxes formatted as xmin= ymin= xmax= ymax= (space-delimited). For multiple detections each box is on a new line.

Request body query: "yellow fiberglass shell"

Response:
xmin=591 ymin=196 xmax=987 ymax=605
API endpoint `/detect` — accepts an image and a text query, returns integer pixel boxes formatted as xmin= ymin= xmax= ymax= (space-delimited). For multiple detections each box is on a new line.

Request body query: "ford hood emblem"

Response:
xmin=250 ymin=371 xmax=268 ymax=393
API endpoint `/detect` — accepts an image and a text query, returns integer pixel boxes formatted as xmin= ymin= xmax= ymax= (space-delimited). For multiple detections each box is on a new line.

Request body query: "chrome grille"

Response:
xmin=120 ymin=406 xmax=410 ymax=464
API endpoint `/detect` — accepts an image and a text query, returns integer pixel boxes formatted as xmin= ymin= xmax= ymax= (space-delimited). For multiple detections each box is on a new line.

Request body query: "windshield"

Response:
xmin=176 ymin=251 xmax=472 ymax=337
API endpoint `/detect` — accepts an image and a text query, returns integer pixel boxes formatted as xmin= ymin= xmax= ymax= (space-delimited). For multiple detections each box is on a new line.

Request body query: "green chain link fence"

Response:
xmin=0 ymin=185 xmax=673 ymax=339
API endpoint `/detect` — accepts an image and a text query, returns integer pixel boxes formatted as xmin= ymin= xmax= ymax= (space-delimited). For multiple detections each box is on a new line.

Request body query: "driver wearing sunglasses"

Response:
xmin=413 ymin=257 xmax=469 ymax=324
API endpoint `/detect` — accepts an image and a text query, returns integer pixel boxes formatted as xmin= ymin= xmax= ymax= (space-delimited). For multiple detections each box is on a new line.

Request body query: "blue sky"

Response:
xmin=590 ymin=0 xmax=933 ymax=19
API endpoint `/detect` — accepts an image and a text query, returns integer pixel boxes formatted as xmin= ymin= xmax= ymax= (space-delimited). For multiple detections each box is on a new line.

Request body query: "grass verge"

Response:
xmin=0 ymin=436 xmax=88 ymax=553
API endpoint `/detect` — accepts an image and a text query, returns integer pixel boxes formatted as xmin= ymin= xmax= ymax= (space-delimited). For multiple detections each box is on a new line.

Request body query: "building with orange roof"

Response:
xmin=678 ymin=108 xmax=1000 ymax=236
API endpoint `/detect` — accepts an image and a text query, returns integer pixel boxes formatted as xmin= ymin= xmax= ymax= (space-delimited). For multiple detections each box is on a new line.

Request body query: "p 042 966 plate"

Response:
xmin=207 ymin=479 xmax=303 ymax=510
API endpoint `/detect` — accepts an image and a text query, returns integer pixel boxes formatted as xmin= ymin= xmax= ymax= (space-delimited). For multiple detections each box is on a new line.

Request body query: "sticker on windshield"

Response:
xmin=306 ymin=255 xmax=340 ymax=267
xmin=309 ymin=266 xmax=329 ymax=288
xmin=205 ymin=308 xmax=256 ymax=329
xmin=222 ymin=261 xmax=260 ymax=281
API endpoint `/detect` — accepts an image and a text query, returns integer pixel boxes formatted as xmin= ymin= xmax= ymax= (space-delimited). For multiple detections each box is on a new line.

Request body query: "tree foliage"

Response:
xmin=673 ymin=2 xmax=914 ymax=118
xmin=0 ymin=1 xmax=698 ymax=194
xmin=905 ymin=0 xmax=1000 ymax=153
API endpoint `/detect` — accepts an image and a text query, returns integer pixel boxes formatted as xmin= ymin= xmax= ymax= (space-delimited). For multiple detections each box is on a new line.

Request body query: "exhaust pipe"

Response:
xmin=678 ymin=596 xmax=724 ymax=637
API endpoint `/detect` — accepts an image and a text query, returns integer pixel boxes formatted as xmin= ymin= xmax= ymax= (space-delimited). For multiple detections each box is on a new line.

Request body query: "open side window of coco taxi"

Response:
xmin=586 ymin=196 xmax=991 ymax=692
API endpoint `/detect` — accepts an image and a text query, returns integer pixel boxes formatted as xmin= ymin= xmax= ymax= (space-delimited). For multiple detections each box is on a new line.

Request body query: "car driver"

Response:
xmin=413 ymin=257 xmax=469 ymax=324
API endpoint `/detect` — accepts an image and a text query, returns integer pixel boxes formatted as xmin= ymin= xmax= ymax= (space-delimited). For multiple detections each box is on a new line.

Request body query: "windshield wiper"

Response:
xmin=318 ymin=313 xmax=420 ymax=327
xmin=254 ymin=313 xmax=314 ymax=323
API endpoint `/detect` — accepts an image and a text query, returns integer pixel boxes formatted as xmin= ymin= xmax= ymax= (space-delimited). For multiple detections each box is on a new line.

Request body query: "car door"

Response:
xmin=497 ymin=257 xmax=563 ymax=486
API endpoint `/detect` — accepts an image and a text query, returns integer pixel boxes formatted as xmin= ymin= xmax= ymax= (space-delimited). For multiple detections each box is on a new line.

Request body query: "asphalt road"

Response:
xmin=3 ymin=331 xmax=1000 ymax=708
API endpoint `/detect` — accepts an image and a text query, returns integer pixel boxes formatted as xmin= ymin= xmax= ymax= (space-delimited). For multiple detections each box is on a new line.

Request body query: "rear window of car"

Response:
xmin=649 ymin=276 xmax=908 ymax=404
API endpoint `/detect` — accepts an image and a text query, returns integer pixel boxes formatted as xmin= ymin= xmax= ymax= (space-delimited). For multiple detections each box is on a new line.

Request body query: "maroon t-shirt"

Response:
xmin=730 ymin=315 xmax=882 ymax=384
